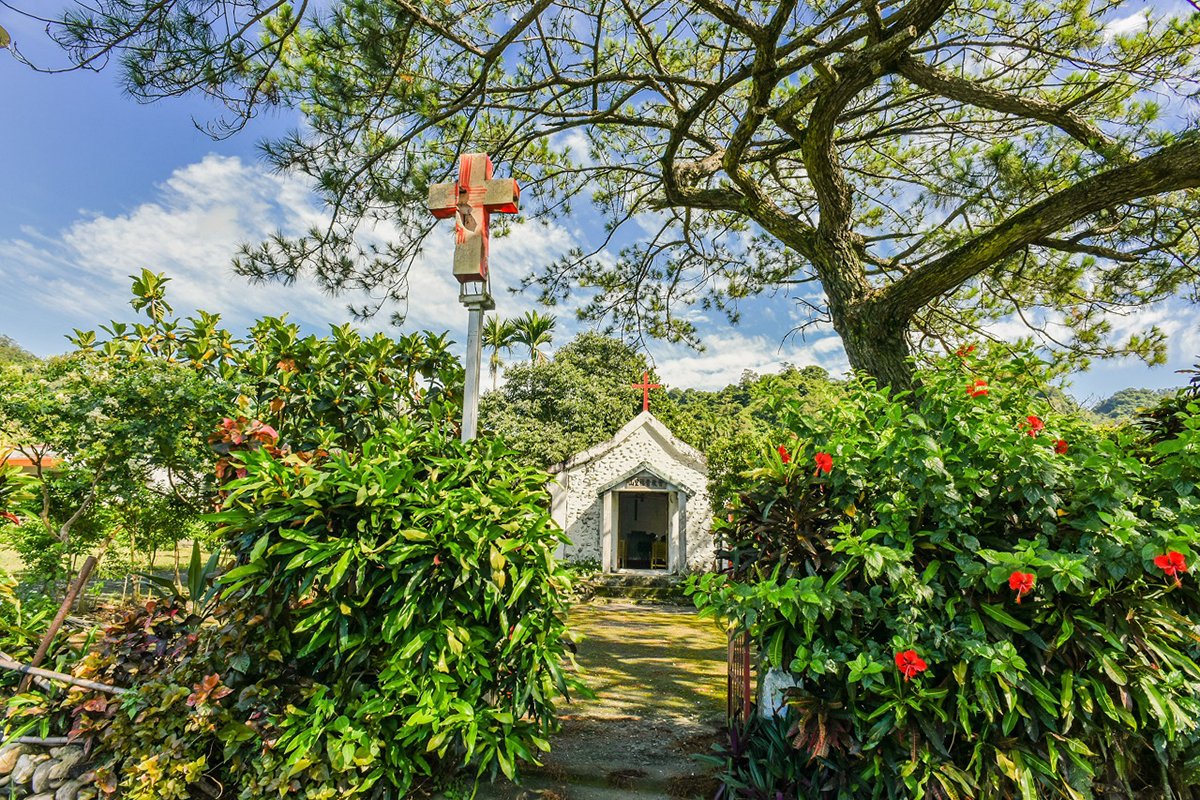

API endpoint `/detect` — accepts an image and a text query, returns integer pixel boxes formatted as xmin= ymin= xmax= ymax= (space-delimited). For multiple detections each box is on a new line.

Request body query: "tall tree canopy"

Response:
xmin=480 ymin=333 xmax=660 ymax=465
xmin=18 ymin=0 xmax=1200 ymax=386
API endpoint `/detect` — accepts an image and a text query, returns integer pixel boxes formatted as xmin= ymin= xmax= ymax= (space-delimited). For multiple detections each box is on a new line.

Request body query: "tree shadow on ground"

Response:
xmin=564 ymin=605 xmax=727 ymax=724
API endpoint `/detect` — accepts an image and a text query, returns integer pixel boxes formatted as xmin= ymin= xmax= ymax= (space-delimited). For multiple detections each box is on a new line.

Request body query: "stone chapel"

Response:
xmin=548 ymin=411 xmax=715 ymax=574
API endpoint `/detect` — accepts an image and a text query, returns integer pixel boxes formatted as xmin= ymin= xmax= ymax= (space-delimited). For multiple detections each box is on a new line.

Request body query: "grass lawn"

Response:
xmin=474 ymin=603 xmax=729 ymax=799
xmin=566 ymin=604 xmax=728 ymax=724
xmin=1 ymin=542 xmax=210 ymax=583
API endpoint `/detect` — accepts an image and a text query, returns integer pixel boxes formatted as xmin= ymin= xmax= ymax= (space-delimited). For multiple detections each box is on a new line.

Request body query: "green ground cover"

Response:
xmin=567 ymin=604 xmax=726 ymax=723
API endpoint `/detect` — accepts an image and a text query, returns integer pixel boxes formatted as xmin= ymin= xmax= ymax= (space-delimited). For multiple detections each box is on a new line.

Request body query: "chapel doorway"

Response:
xmin=616 ymin=491 xmax=671 ymax=570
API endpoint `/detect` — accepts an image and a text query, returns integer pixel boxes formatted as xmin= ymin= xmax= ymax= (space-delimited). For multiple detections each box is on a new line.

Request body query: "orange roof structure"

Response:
xmin=0 ymin=448 xmax=62 ymax=470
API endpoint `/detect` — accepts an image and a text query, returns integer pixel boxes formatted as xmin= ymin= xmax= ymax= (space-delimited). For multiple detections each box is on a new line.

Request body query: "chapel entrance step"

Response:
xmin=580 ymin=572 xmax=688 ymax=603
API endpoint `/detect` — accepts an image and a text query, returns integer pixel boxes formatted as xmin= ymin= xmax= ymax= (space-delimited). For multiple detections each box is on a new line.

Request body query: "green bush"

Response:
xmin=1140 ymin=360 xmax=1200 ymax=444
xmin=0 ymin=569 xmax=59 ymax=692
xmin=0 ymin=350 xmax=224 ymax=580
xmin=79 ymin=269 xmax=466 ymax=455
xmin=688 ymin=350 xmax=1200 ymax=799
xmin=71 ymin=598 xmax=298 ymax=800
xmin=0 ymin=569 xmax=96 ymax=741
xmin=74 ymin=421 xmax=579 ymax=799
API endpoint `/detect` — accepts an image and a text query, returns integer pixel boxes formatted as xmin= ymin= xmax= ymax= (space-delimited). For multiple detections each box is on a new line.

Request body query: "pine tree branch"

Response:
xmin=873 ymin=137 xmax=1200 ymax=323
xmin=799 ymin=0 xmax=952 ymax=236
xmin=1031 ymin=237 xmax=1140 ymax=262
xmin=896 ymin=55 xmax=1125 ymax=161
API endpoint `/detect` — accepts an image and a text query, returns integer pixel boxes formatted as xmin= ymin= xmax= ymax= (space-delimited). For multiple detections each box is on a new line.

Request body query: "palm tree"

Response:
xmin=512 ymin=311 xmax=557 ymax=364
xmin=482 ymin=315 xmax=519 ymax=391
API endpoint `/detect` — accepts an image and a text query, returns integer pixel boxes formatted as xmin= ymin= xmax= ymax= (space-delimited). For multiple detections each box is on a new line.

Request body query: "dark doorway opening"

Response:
xmin=617 ymin=491 xmax=670 ymax=570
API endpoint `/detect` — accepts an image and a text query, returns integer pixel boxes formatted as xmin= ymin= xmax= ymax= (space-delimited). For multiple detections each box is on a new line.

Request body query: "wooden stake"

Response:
xmin=3 ymin=737 xmax=71 ymax=747
xmin=19 ymin=555 xmax=98 ymax=692
xmin=0 ymin=651 xmax=51 ymax=691
xmin=0 ymin=655 xmax=127 ymax=695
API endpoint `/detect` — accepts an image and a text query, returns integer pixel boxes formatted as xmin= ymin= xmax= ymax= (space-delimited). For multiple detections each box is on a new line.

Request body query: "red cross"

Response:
xmin=632 ymin=371 xmax=661 ymax=412
xmin=427 ymin=153 xmax=520 ymax=283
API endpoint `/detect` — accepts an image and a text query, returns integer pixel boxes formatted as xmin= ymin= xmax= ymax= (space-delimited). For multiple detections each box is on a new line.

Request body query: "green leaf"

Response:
xmin=1100 ymin=655 xmax=1127 ymax=686
xmin=980 ymin=603 xmax=1031 ymax=632
xmin=187 ymin=540 xmax=204 ymax=604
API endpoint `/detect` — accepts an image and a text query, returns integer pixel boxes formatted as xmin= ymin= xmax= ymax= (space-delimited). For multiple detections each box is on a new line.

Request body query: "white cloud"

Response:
xmin=0 ymin=154 xmax=580 ymax=351
xmin=646 ymin=330 xmax=849 ymax=390
xmin=980 ymin=299 xmax=1200 ymax=403
xmin=1104 ymin=6 xmax=1152 ymax=38
xmin=1171 ymin=315 xmax=1200 ymax=365
xmin=1104 ymin=9 xmax=1151 ymax=38
xmin=809 ymin=335 xmax=845 ymax=355
xmin=1104 ymin=301 xmax=1198 ymax=353
xmin=551 ymin=130 xmax=595 ymax=169
xmin=4 ymin=154 xmax=1194 ymax=399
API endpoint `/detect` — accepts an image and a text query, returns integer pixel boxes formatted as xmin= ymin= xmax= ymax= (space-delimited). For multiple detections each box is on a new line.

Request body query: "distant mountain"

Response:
xmin=1091 ymin=387 xmax=1178 ymax=421
xmin=0 ymin=335 xmax=37 ymax=366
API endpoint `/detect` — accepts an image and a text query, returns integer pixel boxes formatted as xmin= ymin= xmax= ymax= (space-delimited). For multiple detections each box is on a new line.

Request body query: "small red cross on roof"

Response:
xmin=631 ymin=371 xmax=661 ymax=412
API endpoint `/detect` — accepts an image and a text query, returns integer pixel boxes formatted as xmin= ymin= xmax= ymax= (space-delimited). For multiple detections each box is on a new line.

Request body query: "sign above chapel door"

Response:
xmin=620 ymin=471 xmax=672 ymax=491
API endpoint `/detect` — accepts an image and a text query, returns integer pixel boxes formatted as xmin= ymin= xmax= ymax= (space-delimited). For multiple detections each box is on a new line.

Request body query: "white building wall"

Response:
xmin=550 ymin=418 xmax=716 ymax=573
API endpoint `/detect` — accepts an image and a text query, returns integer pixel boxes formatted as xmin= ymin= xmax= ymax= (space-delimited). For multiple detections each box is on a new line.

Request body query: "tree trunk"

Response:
xmin=811 ymin=235 xmax=918 ymax=392
xmin=837 ymin=316 xmax=915 ymax=393
xmin=130 ymin=528 xmax=138 ymax=601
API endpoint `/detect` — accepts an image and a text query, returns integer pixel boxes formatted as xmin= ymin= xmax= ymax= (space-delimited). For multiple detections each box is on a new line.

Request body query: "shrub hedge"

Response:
xmin=689 ymin=350 xmax=1200 ymax=799
xmin=72 ymin=421 xmax=579 ymax=799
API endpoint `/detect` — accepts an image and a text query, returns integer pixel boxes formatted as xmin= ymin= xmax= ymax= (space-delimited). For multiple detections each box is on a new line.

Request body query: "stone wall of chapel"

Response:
xmin=554 ymin=424 xmax=716 ymax=573
xmin=561 ymin=495 xmax=603 ymax=563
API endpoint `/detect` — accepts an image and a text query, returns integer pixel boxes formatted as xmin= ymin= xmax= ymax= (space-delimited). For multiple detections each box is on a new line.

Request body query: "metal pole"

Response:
xmin=460 ymin=282 xmax=495 ymax=442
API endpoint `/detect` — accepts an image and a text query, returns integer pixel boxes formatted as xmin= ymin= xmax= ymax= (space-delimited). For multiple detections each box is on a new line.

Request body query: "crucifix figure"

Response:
xmin=427 ymin=153 xmax=520 ymax=442
xmin=632 ymin=371 xmax=661 ymax=412
xmin=427 ymin=153 xmax=520 ymax=284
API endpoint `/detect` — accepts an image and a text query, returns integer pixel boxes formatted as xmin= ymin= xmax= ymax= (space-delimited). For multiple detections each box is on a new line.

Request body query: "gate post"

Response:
xmin=727 ymin=627 xmax=753 ymax=722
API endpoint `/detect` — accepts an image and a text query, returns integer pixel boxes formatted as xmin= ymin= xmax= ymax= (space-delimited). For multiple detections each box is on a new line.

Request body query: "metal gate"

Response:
xmin=727 ymin=627 xmax=753 ymax=722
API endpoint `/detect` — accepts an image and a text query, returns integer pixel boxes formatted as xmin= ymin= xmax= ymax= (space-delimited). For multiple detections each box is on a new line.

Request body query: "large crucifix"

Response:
xmin=428 ymin=153 xmax=520 ymax=284
xmin=632 ymin=371 xmax=661 ymax=412
xmin=427 ymin=153 xmax=520 ymax=442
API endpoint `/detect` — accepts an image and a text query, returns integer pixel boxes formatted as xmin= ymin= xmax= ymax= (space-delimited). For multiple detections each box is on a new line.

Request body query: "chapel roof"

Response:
xmin=547 ymin=410 xmax=706 ymax=475
xmin=595 ymin=460 xmax=690 ymax=495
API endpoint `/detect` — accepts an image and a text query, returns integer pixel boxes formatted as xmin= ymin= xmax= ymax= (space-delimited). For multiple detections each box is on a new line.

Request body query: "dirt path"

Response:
xmin=476 ymin=603 xmax=728 ymax=800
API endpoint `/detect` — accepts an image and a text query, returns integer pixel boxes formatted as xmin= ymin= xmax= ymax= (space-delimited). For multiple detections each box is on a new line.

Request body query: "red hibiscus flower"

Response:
xmin=1054 ymin=439 xmax=1068 ymax=454
xmin=967 ymin=379 xmax=989 ymax=398
xmin=1008 ymin=570 xmax=1035 ymax=603
xmin=814 ymin=452 xmax=833 ymax=474
xmin=956 ymin=344 xmax=977 ymax=358
xmin=894 ymin=650 xmax=927 ymax=681
xmin=777 ymin=445 xmax=791 ymax=464
xmin=0 ymin=511 xmax=20 ymax=526
xmin=1154 ymin=551 xmax=1187 ymax=587
xmin=1024 ymin=415 xmax=1045 ymax=437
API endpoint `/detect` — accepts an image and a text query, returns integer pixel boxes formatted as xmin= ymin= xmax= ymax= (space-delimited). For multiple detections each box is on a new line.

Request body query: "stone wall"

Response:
xmin=0 ymin=743 xmax=94 ymax=800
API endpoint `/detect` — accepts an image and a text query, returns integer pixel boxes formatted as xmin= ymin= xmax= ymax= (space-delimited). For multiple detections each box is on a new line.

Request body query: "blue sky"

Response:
xmin=0 ymin=5 xmax=1196 ymax=403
